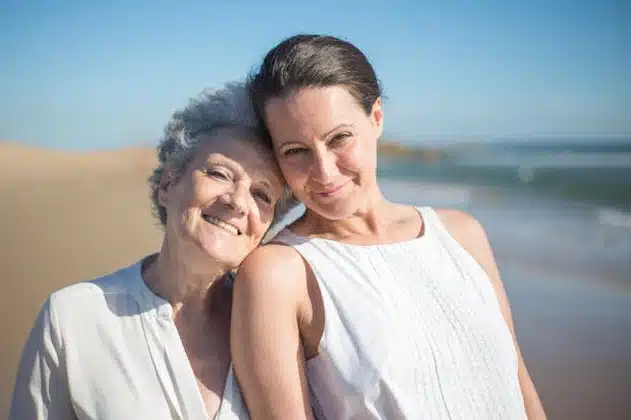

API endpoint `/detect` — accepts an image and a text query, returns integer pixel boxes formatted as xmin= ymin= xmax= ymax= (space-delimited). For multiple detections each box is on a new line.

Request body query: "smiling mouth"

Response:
xmin=202 ymin=214 xmax=241 ymax=235
xmin=315 ymin=182 xmax=348 ymax=197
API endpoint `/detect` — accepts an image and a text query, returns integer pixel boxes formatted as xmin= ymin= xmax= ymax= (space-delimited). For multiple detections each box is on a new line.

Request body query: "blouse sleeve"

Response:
xmin=9 ymin=296 xmax=76 ymax=419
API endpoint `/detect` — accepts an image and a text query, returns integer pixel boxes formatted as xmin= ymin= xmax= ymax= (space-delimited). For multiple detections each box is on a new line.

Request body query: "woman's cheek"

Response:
xmin=281 ymin=158 xmax=306 ymax=178
xmin=337 ymin=148 xmax=361 ymax=170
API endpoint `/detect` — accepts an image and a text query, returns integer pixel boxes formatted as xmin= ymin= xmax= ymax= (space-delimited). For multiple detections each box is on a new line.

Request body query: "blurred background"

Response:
xmin=1 ymin=1 xmax=630 ymax=418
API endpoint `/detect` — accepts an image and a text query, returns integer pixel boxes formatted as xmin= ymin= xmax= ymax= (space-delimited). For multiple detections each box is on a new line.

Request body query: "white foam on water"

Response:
xmin=379 ymin=178 xmax=473 ymax=207
xmin=463 ymin=151 xmax=631 ymax=169
xmin=597 ymin=207 xmax=631 ymax=230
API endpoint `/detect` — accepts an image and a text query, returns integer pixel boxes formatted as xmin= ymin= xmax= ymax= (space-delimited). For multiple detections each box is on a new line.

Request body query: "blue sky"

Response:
xmin=1 ymin=0 xmax=629 ymax=149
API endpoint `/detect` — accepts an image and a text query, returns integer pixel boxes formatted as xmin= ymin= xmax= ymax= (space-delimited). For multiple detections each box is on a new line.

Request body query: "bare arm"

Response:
xmin=231 ymin=245 xmax=315 ymax=420
xmin=438 ymin=209 xmax=547 ymax=420
xmin=9 ymin=298 xmax=77 ymax=420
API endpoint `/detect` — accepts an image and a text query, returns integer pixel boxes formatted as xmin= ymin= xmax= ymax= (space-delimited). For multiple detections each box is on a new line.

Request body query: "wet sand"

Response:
xmin=2 ymin=144 xmax=630 ymax=419
xmin=504 ymin=269 xmax=631 ymax=419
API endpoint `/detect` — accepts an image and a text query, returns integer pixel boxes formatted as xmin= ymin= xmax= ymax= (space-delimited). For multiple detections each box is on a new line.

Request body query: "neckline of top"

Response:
xmin=278 ymin=206 xmax=435 ymax=249
xmin=130 ymin=259 xmax=173 ymax=319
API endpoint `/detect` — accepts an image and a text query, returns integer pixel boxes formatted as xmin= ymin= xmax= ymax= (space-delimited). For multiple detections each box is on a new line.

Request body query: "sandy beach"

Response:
xmin=0 ymin=143 xmax=163 ymax=417
xmin=2 ymin=143 xmax=630 ymax=419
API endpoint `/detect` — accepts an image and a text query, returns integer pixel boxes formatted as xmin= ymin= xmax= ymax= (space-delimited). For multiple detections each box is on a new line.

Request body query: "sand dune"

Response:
xmin=0 ymin=143 xmax=163 ymax=417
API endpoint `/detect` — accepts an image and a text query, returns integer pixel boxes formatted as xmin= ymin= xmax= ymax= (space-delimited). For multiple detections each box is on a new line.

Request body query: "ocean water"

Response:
xmin=377 ymin=139 xmax=631 ymax=291
xmin=378 ymin=139 xmax=631 ymax=210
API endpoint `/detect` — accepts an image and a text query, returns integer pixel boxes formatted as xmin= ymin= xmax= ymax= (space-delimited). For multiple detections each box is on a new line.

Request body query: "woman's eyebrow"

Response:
xmin=202 ymin=156 xmax=278 ymax=193
xmin=253 ymin=179 xmax=273 ymax=192
xmin=276 ymin=140 xmax=303 ymax=150
xmin=203 ymin=156 xmax=239 ymax=171
xmin=255 ymin=178 xmax=283 ymax=198
xmin=277 ymin=123 xmax=356 ymax=149
xmin=320 ymin=123 xmax=354 ymax=139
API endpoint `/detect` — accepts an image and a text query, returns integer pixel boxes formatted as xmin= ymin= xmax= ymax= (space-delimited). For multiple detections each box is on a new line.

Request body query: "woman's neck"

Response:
xmin=298 ymin=188 xmax=404 ymax=241
xmin=142 ymin=239 xmax=229 ymax=317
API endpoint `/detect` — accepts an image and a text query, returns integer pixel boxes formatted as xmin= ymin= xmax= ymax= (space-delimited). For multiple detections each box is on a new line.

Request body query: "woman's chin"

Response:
xmin=197 ymin=241 xmax=244 ymax=268
xmin=308 ymin=199 xmax=359 ymax=221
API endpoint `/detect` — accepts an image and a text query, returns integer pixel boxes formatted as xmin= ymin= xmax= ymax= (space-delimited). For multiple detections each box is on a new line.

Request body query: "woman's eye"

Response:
xmin=253 ymin=190 xmax=272 ymax=204
xmin=329 ymin=132 xmax=351 ymax=146
xmin=283 ymin=147 xmax=308 ymax=157
xmin=208 ymin=169 xmax=230 ymax=180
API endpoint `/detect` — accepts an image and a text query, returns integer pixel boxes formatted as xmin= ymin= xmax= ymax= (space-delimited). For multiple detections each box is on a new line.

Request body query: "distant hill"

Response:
xmin=377 ymin=140 xmax=447 ymax=162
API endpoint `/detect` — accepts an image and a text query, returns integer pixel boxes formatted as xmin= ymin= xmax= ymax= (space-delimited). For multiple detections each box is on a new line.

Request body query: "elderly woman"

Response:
xmin=10 ymin=82 xmax=293 ymax=419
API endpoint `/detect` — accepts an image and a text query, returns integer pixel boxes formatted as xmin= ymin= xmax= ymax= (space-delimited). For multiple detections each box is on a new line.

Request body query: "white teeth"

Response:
xmin=202 ymin=215 xmax=240 ymax=235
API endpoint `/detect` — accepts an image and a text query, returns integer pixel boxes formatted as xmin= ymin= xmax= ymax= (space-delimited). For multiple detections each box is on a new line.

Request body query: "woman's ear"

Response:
xmin=371 ymin=97 xmax=384 ymax=134
xmin=157 ymin=169 xmax=173 ymax=207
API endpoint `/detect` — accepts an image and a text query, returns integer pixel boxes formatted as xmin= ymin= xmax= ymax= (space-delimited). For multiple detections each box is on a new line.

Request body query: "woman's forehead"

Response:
xmin=195 ymin=129 xmax=283 ymax=185
xmin=195 ymin=127 xmax=271 ymax=160
xmin=264 ymin=86 xmax=362 ymax=135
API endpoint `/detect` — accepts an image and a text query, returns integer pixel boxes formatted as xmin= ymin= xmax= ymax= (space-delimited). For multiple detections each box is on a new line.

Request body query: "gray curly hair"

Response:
xmin=149 ymin=81 xmax=296 ymax=228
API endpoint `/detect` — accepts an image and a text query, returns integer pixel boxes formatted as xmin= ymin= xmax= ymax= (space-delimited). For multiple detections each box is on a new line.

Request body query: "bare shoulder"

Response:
xmin=231 ymin=243 xmax=317 ymax=419
xmin=234 ymin=243 xmax=309 ymax=305
xmin=433 ymin=208 xmax=489 ymax=249
xmin=434 ymin=208 xmax=513 ymax=319
xmin=433 ymin=208 xmax=502 ymax=291
xmin=237 ymin=243 xmax=307 ymax=282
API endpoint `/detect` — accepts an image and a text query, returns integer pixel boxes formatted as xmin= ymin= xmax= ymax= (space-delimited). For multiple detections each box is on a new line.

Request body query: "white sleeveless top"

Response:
xmin=274 ymin=207 xmax=526 ymax=419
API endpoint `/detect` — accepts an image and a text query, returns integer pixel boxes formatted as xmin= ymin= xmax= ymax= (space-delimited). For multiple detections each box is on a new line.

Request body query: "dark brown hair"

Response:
xmin=248 ymin=34 xmax=382 ymax=121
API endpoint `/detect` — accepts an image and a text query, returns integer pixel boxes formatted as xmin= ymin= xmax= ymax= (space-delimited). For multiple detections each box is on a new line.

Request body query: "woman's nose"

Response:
xmin=310 ymin=150 xmax=338 ymax=185
xmin=219 ymin=187 xmax=248 ymax=216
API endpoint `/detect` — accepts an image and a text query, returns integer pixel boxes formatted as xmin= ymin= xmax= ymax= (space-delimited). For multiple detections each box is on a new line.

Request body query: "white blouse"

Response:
xmin=9 ymin=260 xmax=248 ymax=420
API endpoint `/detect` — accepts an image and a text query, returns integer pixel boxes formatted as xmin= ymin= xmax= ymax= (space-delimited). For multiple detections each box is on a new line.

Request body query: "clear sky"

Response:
xmin=1 ymin=0 xmax=630 ymax=149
